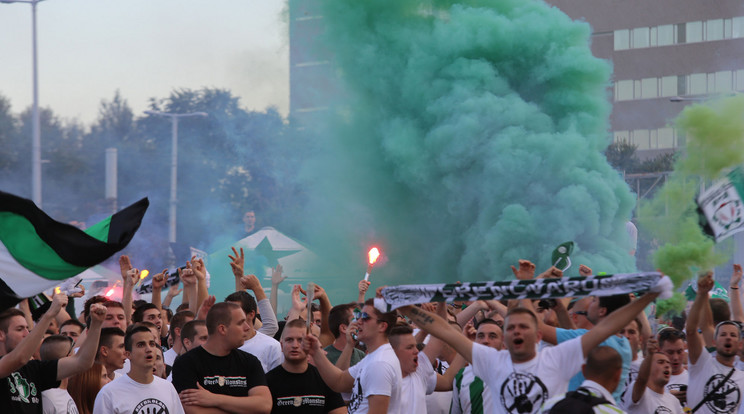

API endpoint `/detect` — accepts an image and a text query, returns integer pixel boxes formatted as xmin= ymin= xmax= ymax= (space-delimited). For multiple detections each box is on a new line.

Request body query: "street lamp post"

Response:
xmin=144 ymin=110 xmax=207 ymax=243
xmin=2 ymin=0 xmax=45 ymax=206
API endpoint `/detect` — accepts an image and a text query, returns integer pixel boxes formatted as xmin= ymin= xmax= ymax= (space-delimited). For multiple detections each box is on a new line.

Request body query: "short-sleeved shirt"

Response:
xmin=347 ymin=343 xmax=403 ymax=414
xmin=93 ymin=374 xmax=184 ymax=414
xmin=400 ymin=351 xmax=436 ymax=414
xmin=620 ymin=381 xmax=683 ymax=414
xmin=324 ymin=344 xmax=365 ymax=367
xmin=238 ymin=331 xmax=284 ymax=373
xmin=472 ymin=336 xmax=584 ymax=414
xmin=688 ymin=348 xmax=744 ymax=414
xmin=555 ymin=328 xmax=631 ymax=401
xmin=266 ymin=364 xmax=345 ymax=414
xmin=41 ymin=388 xmax=78 ymax=414
xmin=1 ymin=359 xmax=59 ymax=414
xmin=171 ymin=346 xmax=266 ymax=396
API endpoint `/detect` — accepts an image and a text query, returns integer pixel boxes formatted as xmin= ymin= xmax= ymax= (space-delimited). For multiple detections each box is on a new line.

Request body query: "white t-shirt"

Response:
xmin=163 ymin=347 xmax=178 ymax=367
xmin=621 ymin=381 xmax=684 ymax=414
xmin=238 ymin=330 xmax=283 ymax=373
xmin=400 ymin=351 xmax=436 ymax=414
xmin=347 ymin=343 xmax=403 ymax=414
xmin=620 ymin=358 xmax=643 ymax=406
xmin=472 ymin=336 xmax=584 ymax=414
xmin=666 ymin=370 xmax=688 ymax=393
xmin=41 ymin=388 xmax=78 ymax=414
xmin=688 ymin=349 xmax=744 ymax=414
xmin=93 ymin=374 xmax=184 ymax=414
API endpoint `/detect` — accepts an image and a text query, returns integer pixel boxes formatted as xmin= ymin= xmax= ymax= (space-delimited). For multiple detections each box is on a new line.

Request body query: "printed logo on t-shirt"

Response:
xmin=654 ymin=407 xmax=673 ymax=414
xmin=133 ymin=398 xmax=169 ymax=414
xmin=499 ymin=372 xmax=548 ymax=414
xmin=203 ymin=375 xmax=247 ymax=388
xmin=348 ymin=379 xmax=362 ymax=413
xmin=7 ymin=372 xmax=38 ymax=404
xmin=276 ymin=395 xmax=326 ymax=408
xmin=703 ymin=373 xmax=741 ymax=413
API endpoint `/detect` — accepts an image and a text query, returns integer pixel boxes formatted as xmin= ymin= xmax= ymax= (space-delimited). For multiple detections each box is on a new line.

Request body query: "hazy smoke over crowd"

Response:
xmin=297 ymin=0 xmax=637 ymax=285
xmin=640 ymin=95 xmax=744 ymax=286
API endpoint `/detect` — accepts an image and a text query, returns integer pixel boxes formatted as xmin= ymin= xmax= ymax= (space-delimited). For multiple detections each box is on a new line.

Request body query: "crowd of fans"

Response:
xmin=3 ymin=251 xmax=744 ymax=414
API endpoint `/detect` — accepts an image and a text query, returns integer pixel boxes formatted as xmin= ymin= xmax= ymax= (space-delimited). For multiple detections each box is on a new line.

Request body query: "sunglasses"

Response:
xmin=573 ymin=311 xmax=588 ymax=317
xmin=359 ymin=312 xmax=378 ymax=322
xmin=657 ymin=327 xmax=686 ymax=341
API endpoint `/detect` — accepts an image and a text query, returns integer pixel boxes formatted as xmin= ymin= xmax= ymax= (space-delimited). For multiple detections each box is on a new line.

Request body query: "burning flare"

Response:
xmin=368 ymin=248 xmax=380 ymax=265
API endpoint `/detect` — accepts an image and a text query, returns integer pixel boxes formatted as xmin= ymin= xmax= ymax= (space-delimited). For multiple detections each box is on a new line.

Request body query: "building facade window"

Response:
xmin=613 ymin=16 xmax=744 ymax=50
xmin=614 ymin=70 xmax=744 ymax=101
xmin=614 ymin=128 xmax=678 ymax=150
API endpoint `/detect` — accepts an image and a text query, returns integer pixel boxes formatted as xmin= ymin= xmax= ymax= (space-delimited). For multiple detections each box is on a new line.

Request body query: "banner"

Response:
xmin=374 ymin=272 xmax=672 ymax=312
xmin=697 ymin=167 xmax=744 ymax=242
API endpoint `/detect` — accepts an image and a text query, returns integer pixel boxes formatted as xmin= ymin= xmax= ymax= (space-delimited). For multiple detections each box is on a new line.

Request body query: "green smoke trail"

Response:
xmin=639 ymin=95 xmax=744 ymax=285
xmin=299 ymin=0 xmax=637 ymax=291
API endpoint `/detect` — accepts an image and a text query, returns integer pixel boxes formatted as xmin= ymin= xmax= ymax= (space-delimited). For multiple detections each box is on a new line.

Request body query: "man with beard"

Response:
xmin=621 ymin=339 xmax=683 ymax=413
xmin=686 ymin=273 xmax=744 ymax=414
xmin=657 ymin=328 xmax=688 ymax=406
xmin=266 ymin=319 xmax=346 ymax=413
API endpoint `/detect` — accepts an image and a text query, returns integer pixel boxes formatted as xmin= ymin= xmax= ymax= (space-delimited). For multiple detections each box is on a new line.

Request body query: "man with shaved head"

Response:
xmin=541 ymin=346 xmax=626 ymax=412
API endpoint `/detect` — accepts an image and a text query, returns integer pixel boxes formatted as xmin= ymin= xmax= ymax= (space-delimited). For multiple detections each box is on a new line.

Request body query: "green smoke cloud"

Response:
xmin=299 ymin=0 xmax=636 ymax=290
xmin=639 ymin=95 xmax=744 ymax=285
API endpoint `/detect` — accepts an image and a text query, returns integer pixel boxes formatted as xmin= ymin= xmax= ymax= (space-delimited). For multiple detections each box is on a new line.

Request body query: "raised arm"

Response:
xmin=313 ymin=284 xmax=335 ymax=347
xmin=269 ymin=264 xmax=287 ymax=314
xmin=581 ymin=291 xmax=659 ymax=358
xmin=302 ymin=332 xmax=355 ymax=393
xmin=686 ymin=273 xmax=713 ymax=365
xmin=191 ymin=257 xmax=209 ymax=314
xmin=151 ymin=269 xmax=169 ymax=338
xmin=57 ymin=302 xmax=106 ymax=380
xmin=357 ymin=280 xmax=371 ymax=304
xmin=119 ymin=255 xmax=137 ymax=327
xmin=229 ymin=247 xmax=245 ymax=293
xmin=0 ymin=294 xmax=66 ymax=378
xmin=180 ymin=267 xmax=199 ymax=317
xmin=730 ymin=264 xmax=744 ymax=323
xmin=631 ymin=339 xmax=658 ymax=404
xmin=398 ymin=305 xmax=474 ymax=363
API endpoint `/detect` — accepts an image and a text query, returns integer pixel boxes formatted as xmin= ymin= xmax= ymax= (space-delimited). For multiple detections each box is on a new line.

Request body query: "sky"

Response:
xmin=0 ymin=0 xmax=288 ymax=125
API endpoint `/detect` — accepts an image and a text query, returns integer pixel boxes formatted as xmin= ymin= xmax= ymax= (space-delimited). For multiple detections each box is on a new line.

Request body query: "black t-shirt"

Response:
xmin=266 ymin=364 xmax=345 ymax=414
xmin=172 ymin=346 xmax=266 ymax=396
xmin=1 ymin=359 xmax=59 ymax=414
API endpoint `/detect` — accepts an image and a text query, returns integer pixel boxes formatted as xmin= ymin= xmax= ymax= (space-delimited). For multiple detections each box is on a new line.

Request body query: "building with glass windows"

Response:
xmin=546 ymin=0 xmax=744 ymax=158
xmin=289 ymin=1 xmax=744 ymax=157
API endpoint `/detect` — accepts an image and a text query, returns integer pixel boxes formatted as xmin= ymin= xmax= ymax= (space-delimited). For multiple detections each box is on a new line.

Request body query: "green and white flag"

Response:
xmin=697 ymin=167 xmax=744 ymax=242
xmin=374 ymin=272 xmax=673 ymax=312
xmin=0 ymin=191 xmax=148 ymax=311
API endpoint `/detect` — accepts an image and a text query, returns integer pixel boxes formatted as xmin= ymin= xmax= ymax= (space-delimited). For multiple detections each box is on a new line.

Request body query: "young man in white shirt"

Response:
xmin=686 ymin=273 xmax=744 ymax=414
xmin=303 ymin=298 xmax=403 ymax=414
xmin=93 ymin=325 xmax=183 ymax=414
xmin=399 ymin=289 xmax=659 ymax=414
xmin=621 ymin=339 xmax=683 ymax=414
xmin=657 ymin=327 xmax=688 ymax=406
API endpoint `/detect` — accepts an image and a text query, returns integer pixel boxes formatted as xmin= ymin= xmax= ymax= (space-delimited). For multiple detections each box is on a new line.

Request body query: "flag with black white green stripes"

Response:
xmin=0 ymin=191 xmax=148 ymax=311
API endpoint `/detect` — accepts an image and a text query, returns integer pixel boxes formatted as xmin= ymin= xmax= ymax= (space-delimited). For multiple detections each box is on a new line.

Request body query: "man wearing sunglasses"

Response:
xmin=303 ymin=299 xmax=403 ymax=414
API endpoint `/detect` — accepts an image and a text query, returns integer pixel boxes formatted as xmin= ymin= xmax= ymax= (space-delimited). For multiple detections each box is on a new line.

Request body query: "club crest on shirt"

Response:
xmin=654 ymin=407 xmax=673 ymax=414
xmin=133 ymin=398 xmax=168 ymax=414
xmin=500 ymin=372 xmax=548 ymax=414
xmin=348 ymin=379 xmax=363 ymax=413
xmin=703 ymin=373 xmax=740 ymax=413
